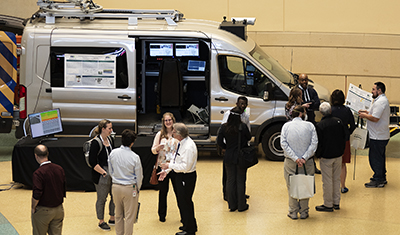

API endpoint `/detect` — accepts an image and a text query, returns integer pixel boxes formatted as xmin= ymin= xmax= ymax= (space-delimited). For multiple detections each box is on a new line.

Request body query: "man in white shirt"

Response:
xmin=161 ymin=123 xmax=198 ymax=235
xmin=281 ymin=105 xmax=318 ymax=220
xmin=358 ymin=82 xmax=390 ymax=188
xmin=108 ymin=129 xmax=143 ymax=235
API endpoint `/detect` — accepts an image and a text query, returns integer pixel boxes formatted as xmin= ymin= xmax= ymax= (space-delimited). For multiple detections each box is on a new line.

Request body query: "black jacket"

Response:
xmin=217 ymin=123 xmax=251 ymax=164
xmin=331 ymin=105 xmax=356 ymax=141
xmin=316 ymin=115 xmax=346 ymax=159
xmin=88 ymin=135 xmax=114 ymax=184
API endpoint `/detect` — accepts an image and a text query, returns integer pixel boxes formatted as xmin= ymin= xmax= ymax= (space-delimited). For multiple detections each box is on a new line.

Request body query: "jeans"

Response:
xmin=368 ymin=139 xmax=389 ymax=182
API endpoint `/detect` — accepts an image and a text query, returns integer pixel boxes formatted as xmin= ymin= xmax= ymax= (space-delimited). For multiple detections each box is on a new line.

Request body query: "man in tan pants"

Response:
xmin=108 ymin=129 xmax=143 ymax=235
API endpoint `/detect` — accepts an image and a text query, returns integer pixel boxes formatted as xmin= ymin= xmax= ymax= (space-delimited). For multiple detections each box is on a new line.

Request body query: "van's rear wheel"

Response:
xmin=261 ymin=124 xmax=284 ymax=161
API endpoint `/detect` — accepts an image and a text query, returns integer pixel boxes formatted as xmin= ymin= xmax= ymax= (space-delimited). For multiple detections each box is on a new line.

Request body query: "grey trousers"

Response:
xmin=284 ymin=158 xmax=315 ymax=214
xmin=320 ymin=157 xmax=342 ymax=207
xmin=94 ymin=167 xmax=115 ymax=220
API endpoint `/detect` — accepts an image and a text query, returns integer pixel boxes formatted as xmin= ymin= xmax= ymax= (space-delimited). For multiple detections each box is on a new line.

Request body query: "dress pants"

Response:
xmin=112 ymin=184 xmax=139 ymax=235
xmin=284 ymin=158 xmax=315 ymax=214
xmin=173 ymin=171 xmax=197 ymax=234
xmin=369 ymin=139 xmax=389 ymax=182
xmin=31 ymin=204 xmax=64 ymax=235
xmin=157 ymin=168 xmax=179 ymax=219
xmin=225 ymin=162 xmax=247 ymax=211
xmin=320 ymin=157 xmax=342 ymax=207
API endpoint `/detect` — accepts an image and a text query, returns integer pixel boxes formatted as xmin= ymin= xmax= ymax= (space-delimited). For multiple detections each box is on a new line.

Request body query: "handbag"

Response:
xmin=149 ymin=165 xmax=158 ymax=185
xmin=350 ymin=117 xmax=369 ymax=150
xmin=289 ymin=164 xmax=315 ymax=199
xmin=238 ymin=124 xmax=258 ymax=169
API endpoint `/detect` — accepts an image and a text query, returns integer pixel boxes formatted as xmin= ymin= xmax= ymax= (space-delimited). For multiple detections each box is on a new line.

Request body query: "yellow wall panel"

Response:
xmin=229 ymin=0 xmax=284 ymax=31
xmin=95 ymin=0 xmax=228 ymax=22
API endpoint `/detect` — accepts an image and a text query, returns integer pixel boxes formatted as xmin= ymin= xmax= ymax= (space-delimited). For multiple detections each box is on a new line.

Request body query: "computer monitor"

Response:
xmin=176 ymin=43 xmax=199 ymax=57
xmin=28 ymin=108 xmax=63 ymax=139
xmin=149 ymin=43 xmax=173 ymax=57
xmin=187 ymin=60 xmax=206 ymax=71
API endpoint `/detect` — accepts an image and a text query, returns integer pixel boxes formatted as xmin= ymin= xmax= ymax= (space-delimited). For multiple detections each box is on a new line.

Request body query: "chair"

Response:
xmin=157 ymin=58 xmax=183 ymax=107
xmin=187 ymin=104 xmax=209 ymax=124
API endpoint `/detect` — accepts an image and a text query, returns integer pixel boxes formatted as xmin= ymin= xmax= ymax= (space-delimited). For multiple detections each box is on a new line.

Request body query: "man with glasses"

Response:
xmin=160 ymin=123 xmax=198 ymax=235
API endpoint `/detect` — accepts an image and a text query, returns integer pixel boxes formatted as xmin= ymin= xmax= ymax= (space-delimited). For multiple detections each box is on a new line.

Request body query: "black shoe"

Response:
xmin=245 ymin=194 xmax=250 ymax=199
xmin=315 ymin=169 xmax=321 ymax=174
xmin=159 ymin=216 xmax=166 ymax=222
xmin=98 ymin=222 xmax=111 ymax=231
xmin=370 ymin=178 xmax=387 ymax=184
xmin=176 ymin=232 xmax=188 ymax=235
xmin=238 ymin=204 xmax=249 ymax=212
xmin=108 ymin=220 xmax=115 ymax=226
xmin=179 ymin=226 xmax=185 ymax=231
xmin=229 ymin=208 xmax=237 ymax=212
xmin=333 ymin=204 xmax=340 ymax=210
xmin=315 ymin=205 xmax=334 ymax=212
xmin=365 ymin=181 xmax=385 ymax=188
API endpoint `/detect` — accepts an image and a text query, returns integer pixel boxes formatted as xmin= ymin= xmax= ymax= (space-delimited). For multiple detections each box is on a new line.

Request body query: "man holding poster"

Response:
xmin=358 ymin=82 xmax=390 ymax=188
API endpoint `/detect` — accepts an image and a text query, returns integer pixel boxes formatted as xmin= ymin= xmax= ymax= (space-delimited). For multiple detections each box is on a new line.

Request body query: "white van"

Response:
xmin=17 ymin=2 xmax=328 ymax=160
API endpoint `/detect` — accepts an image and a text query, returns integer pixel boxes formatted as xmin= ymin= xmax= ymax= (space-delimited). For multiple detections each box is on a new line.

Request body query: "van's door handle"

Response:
xmin=118 ymin=95 xmax=131 ymax=99
xmin=45 ymin=88 xmax=52 ymax=93
xmin=215 ymin=97 xmax=228 ymax=101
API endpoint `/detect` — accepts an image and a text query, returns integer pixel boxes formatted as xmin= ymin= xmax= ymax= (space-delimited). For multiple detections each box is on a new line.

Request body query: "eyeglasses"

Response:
xmin=164 ymin=119 xmax=173 ymax=122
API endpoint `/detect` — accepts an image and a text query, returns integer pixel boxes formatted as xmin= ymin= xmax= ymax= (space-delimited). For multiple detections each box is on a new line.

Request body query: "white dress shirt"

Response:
xmin=108 ymin=145 xmax=143 ymax=189
xmin=168 ymin=136 xmax=198 ymax=173
xmin=222 ymin=110 xmax=250 ymax=131
xmin=281 ymin=117 xmax=318 ymax=162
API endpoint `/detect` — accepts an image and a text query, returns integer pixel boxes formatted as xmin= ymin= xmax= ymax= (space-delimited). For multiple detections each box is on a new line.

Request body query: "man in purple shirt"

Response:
xmin=31 ymin=144 xmax=66 ymax=235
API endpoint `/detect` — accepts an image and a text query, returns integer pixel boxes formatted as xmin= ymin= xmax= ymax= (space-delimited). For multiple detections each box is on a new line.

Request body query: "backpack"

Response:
xmin=83 ymin=136 xmax=112 ymax=168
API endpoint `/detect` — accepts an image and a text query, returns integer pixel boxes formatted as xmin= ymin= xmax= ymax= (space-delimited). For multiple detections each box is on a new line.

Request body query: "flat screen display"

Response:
xmin=187 ymin=60 xmax=206 ymax=71
xmin=149 ymin=43 xmax=173 ymax=57
xmin=28 ymin=109 xmax=63 ymax=139
xmin=176 ymin=43 xmax=199 ymax=56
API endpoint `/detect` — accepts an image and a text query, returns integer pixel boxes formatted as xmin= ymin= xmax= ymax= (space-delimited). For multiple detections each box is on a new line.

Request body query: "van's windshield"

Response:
xmin=250 ymin=45 xmax=295 ymax=88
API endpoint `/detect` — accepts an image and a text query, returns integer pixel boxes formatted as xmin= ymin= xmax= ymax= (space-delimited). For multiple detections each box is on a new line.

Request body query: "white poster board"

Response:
xmin=345 ymin=83 xmax=373 ymax=112
xmin=64 ymin=54 xmax=116 ymax=88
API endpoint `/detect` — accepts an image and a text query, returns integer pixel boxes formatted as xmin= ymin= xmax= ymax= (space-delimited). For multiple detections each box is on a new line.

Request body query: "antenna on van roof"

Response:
xmin=35 ymin=0 xmax=184 ymax=26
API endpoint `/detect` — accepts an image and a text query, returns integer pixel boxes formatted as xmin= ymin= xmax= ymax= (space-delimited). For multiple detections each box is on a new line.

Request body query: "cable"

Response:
xmin=0 ymin=183 xmax=16 ymax=192
xmin=33 ymin=27 xmax=56 ymax=113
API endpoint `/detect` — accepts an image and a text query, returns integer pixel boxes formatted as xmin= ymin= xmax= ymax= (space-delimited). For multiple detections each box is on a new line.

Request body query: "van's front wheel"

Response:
xmin=261 ymin=124 xmax=284 ymax=161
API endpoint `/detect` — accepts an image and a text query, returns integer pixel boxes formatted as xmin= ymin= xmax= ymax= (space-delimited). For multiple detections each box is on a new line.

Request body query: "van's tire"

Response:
xmin=261 ymin=124 xmax=284 ymax=161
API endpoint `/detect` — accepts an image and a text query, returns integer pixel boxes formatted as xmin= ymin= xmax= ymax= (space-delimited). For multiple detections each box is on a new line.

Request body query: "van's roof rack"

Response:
xmin=35 ymin=0 xmax=184 ymax=26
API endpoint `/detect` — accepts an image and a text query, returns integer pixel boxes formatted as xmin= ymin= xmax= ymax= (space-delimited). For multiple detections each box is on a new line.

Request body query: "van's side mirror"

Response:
xmin=263 ymin=90 xmax=269 ymax=101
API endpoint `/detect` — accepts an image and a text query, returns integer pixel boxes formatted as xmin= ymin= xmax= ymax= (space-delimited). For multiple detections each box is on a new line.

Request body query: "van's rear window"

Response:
xmin=50 ymin=47 xmax=128 ymax=89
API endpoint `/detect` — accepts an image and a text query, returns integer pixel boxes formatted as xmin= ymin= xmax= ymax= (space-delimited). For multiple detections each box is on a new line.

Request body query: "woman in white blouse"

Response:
xmin=151 ymin=112 xmax=179 ymax=222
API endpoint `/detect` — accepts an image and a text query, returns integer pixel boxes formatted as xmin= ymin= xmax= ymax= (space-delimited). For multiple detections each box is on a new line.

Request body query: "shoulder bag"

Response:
xmin=238 ymin=124 xmax=258 ymax=169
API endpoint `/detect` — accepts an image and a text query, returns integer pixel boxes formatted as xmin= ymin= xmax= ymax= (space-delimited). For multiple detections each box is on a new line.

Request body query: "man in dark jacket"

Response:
xmin=315 ymin=102 xmax=346 ymax=212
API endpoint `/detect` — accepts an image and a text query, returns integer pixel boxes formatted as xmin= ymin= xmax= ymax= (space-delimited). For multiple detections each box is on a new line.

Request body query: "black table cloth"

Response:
xmin=12 ymin=136 xmax=157 ymax=191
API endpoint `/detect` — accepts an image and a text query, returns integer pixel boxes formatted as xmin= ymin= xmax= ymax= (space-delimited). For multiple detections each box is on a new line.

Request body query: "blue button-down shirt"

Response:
xmin=108 ymin=145 xmax=143 ymax=189
xmin=281 ymin=117 xmax=318 ymax=162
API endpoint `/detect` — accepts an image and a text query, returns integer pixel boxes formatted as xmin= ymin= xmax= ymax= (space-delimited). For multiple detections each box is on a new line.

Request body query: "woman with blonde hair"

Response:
xmin=88 ymin=119 xmax=115 ymax=231
xmin=151 ymin=112 xmax=179 ymax=222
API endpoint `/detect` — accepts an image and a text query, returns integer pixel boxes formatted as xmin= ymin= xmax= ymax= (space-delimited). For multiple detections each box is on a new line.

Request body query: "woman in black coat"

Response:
xmin=217 ymin=107 xmax=251 ymax=212
xmin=330 ymin=89 xmax=356 ymax=193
